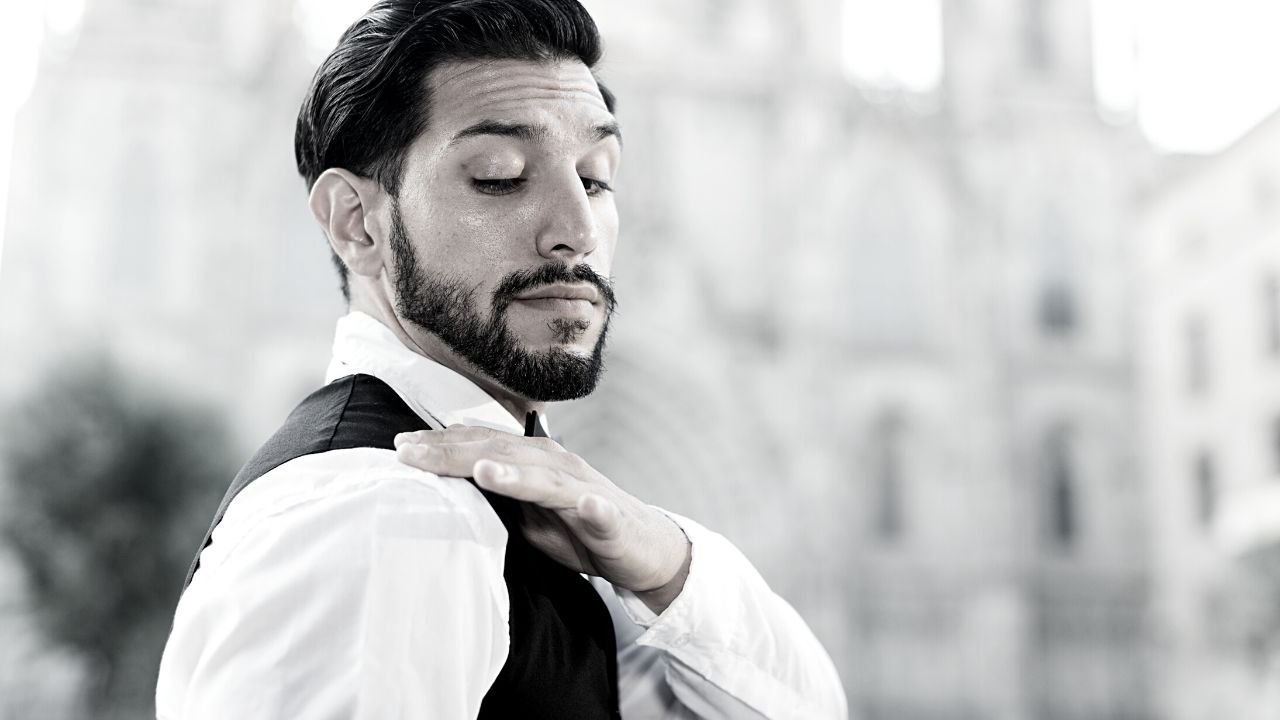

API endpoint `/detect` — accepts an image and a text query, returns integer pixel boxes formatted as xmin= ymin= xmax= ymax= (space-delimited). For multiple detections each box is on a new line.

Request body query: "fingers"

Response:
xmin=393 ymin=426 xmax=497 ymax=449
xmin=576 ymin=493 xmax=622 ymax=542
xmin=471 ymin=462 xmax=623 ymax=542
xmin=472 ymin=459 xmax=581 ymax=510
xmin=394 ymin=428 xmax=565 ymax=479
xmin=397 ymin=439 xmax=510 ymax=478
xmin=473 ymin=461 xmax=624 ymax=555
xmin=395 ymin=425 xmax=624 ymax=546
xmin=394 ymin=425 xmax=562 ymax=451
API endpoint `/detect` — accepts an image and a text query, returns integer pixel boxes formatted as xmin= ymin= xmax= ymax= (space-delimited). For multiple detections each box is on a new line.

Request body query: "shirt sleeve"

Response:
xmin=593 ymin=509 xmax=848 ymax=720
xmin=156 ymin=448 xmax=511 ymax=720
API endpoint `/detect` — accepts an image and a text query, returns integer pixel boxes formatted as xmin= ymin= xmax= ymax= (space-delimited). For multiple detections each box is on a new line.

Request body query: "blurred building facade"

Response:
xmin=1 ymin=0 xmax=1275 ymax=718
xmin=1135 ymin=110 xmax=1280 ymax=720
xmin=0 ymin=1 xmax=340 ymax=715
xmin=0 ymin=0 xmax=344 ymax=441
xmin=570 ymin=1 xmax=1157 ymax=718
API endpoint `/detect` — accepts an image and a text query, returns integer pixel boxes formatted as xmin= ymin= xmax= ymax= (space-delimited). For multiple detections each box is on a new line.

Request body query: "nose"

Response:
xmin=535 ymin=171 xmax=599 ymax=261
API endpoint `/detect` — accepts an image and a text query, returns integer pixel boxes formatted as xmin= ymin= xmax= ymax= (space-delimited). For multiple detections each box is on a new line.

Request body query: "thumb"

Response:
xmin=576 ymin=493 xmax=621 ymax=541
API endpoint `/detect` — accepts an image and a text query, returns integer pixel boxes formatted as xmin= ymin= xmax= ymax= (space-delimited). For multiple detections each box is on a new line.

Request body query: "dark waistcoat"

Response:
xmin=183 ymin=373 xmax=621 ymax=719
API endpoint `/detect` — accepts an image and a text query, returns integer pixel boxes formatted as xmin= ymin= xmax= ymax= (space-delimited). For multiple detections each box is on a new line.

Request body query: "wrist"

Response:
xmin=636 ymin=531 xmax=692 ymax=615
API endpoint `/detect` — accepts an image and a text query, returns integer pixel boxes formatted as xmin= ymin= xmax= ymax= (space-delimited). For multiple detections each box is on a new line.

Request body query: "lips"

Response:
xmin=513 ymin=283 xmax=601 ymax=304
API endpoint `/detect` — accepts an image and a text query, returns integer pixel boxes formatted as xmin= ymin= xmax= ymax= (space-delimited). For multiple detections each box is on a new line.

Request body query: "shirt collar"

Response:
xmin=323 ymin=310 xmax=528 ymax=435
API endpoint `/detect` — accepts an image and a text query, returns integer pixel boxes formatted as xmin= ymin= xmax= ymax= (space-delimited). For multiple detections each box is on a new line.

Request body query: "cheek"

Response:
xmin=435 ymin=196 xmax=537 ymax=265
xmin=595 ymin=202 xmax=620 ymax=259
xmin=596 ymin=199 xmax=619 ymax=230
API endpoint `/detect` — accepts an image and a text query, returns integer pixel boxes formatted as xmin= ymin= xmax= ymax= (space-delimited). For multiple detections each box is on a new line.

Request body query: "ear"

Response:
xmin=308 ymin=169 xmax=388 ymax=280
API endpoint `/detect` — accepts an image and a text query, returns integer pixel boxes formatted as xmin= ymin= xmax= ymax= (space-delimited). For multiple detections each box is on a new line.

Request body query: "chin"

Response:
xmin=560 ymin=344 xmax=597 ymax=358
xmin=521 ymin=322 xmax=598 ymax=353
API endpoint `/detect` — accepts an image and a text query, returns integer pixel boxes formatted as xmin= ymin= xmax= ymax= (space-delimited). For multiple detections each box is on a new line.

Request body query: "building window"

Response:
xmin=1265 ymin=274 xmax=1280 ymax=357
xmin=1024 ymin=0 xmax=1053 ymax=71
xmin=1043 ymin=423 xmax=1077 ymax=549
xmin=1037 ymin=204 xmax=1078 ymax=337
xmin=1185 ymin=315 xmax=1209 ymax=394
xmin=871 ymin=409 xmax=907 ymax=542
xmin=1194 ymin=451 xmax=1217 ymax=529
xmin=1272 ymin=417 xmax=1280 ymax=477
xmin=1039 ymin=281 xmax=1078 ymax=336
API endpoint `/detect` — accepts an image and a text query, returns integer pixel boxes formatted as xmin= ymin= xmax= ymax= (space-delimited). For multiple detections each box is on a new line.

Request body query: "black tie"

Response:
xmin=524 ymin=410 xmax=548 ymax=438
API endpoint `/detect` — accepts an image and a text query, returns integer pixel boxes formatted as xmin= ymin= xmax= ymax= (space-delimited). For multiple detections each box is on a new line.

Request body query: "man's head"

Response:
xmin=295 ymin=0 xmax=621 ymax=403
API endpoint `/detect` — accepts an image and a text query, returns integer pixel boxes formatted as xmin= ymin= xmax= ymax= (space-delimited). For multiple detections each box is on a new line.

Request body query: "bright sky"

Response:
xmin=1125 ymin=0 xmax=1280 ymax=153
xmin=840 ymin=0 xmax=1280 ymax=154
xmin=841 ymin=0 xmax=944 ymax=93
xmin=1 ymin=0 xmax=1279 ymax=267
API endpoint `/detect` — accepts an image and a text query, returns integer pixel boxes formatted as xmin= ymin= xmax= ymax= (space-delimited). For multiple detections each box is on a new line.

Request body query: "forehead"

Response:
xmin=424 ymin=58 xmax=612 ymax=141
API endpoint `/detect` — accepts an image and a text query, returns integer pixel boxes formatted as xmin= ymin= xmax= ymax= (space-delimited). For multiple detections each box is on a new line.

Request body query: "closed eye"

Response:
xmin=582 ymin=177 xmax=614 ymax=197
xmin=473 ymin=178 xmax=525 ymax=196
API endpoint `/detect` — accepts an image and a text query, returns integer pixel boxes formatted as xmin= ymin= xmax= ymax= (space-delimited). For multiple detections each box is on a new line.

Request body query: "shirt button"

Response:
xmin=671 ymin=635 xmax=691 ymax=648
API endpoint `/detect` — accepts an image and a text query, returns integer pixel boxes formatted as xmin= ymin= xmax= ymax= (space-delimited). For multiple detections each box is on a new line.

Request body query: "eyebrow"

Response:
xmin=593 ymin=120 xmax=623 ymax=145
xmin=448 ymin=119 xmax=623 ymax=147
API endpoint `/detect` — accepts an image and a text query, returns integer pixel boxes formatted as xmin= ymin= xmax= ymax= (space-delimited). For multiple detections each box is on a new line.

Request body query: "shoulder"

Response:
xmin=203 ymin=447 xmax=508 ymax=573
xmin=165 ymin=447 xmax=514 ymax=717
xmin=239 ymin=374 xmax=424 ymax=477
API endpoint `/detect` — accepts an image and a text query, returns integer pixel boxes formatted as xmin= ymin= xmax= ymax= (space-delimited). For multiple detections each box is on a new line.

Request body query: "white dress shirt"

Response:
xmin=156 ymin=311 xmax=847 ymax=719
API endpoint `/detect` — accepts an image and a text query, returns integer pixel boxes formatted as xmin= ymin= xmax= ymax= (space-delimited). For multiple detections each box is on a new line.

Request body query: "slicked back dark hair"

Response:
xmin=294 ymin=0 xmax=615 ymax=300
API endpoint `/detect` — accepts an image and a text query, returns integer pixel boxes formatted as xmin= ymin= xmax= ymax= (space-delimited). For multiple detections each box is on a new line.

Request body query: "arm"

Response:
xmin=156 ymin=449 xmax=510 ymax=720
xmin=597 ymin=512 xmax=848 ymax=720
xmin=393 ymin=428 xmax=848 ymax=720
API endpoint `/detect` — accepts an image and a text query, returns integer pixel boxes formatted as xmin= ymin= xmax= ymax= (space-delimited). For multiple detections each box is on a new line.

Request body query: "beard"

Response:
xmin=389 ymin=203 xmax=617 ymax=402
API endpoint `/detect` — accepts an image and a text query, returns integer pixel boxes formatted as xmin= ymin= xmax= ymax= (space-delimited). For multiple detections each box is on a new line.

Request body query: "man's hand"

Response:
xmin=393 ymin=426 xmax=692 ymax=614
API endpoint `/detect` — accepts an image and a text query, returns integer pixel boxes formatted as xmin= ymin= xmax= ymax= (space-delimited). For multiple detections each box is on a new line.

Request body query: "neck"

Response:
xmin=349 ymin=292 xmax=546 ymax=426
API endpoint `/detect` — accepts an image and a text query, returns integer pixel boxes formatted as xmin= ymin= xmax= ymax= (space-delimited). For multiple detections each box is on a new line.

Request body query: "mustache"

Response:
xmin=491 ymin=263 xmax=618 ymax=313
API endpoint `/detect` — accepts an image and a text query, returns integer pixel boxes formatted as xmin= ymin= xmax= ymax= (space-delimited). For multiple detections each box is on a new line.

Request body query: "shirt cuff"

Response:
xmin=612 ymin=508 xmax=766 ymax=658
xmin=609 ymin=508 xmax=849 ymax=720
xmin=612 ymin=507 xmax=704 ymax=632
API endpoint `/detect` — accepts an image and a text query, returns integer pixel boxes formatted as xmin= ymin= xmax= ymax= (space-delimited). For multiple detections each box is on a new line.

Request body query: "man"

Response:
xmin=157 ymin=1 xmax=846 ymax=718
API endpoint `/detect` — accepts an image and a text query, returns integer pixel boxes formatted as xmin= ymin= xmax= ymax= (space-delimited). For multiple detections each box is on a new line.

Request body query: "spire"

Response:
xmin=941 ymin=0 xmax=1097 ymax=119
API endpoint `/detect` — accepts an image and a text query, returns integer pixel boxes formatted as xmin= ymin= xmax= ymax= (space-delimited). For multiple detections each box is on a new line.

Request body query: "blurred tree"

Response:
xmin=0 ymin=359 xmax=233 ymax=718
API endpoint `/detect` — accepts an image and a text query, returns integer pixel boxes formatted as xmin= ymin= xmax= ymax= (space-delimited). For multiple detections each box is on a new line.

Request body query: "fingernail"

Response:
xmin=393 ymin=432 xmax=411 ymax=449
